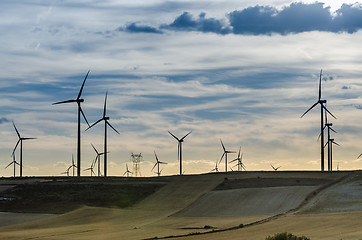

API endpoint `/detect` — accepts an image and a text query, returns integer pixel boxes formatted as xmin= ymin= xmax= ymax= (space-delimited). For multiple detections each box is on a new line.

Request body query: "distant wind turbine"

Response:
xmin=230 ymin=146 xmax=246 ymax=171
xmin=11 ymin=121 xmax=36 ymax=177
xmin=53 ymin=71 xmax=90 ymax=176
xmin=219 ymin=139 xmax=236 ymax=172
xmin=323 ymin=105 xmax=337 ymax=171
xmin=5 ymin=154 xmax=20 ymax=177
xmin=210 ymin=159 xmax=219 ymax=173
xmin=123 ymin=163 xmax=132 ymax=177
xmin=86 ymin=91 xmax=119 ymax=177
xmin=168 ymin=131 xmax=192 ymax=175
xmin=301 ymin=69 xmax=336 ymax=171
xmin=91 ymin=144 xmax=105 ymax=177
xmin=84 ymin=161 xmax=96 ymax=176
xmin=67 ymin=154 xmax=77 ymax=177
xmin=152 ymin=151 xmax=167 ymax=177
xmin=270 ymin=164 xmax=281 ymax=171
xmin=325 ymin=138 xmax=340 ymax=171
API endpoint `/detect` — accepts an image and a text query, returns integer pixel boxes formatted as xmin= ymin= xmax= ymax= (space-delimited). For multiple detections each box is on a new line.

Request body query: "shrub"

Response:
xmin=265 ymin=232 xmax=310 ymax=240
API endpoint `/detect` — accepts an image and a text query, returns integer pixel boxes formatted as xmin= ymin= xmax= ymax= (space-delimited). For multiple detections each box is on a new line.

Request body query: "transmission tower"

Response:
xmin=131 ymin=152 xmax=142 ymax=177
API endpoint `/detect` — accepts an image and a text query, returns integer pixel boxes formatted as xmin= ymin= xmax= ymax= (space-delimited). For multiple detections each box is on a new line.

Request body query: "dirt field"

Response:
xmin=0 ymin=171 xmax=361 ymax=240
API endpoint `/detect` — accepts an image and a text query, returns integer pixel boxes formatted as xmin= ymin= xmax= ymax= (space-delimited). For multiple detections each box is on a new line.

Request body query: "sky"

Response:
xmin=1 ymin=0 xmax=362 ymax=177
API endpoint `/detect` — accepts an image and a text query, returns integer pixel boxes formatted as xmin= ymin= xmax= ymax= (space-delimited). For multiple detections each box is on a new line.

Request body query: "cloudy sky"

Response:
xmin=1 ymin=0 xmax=362 ymax=177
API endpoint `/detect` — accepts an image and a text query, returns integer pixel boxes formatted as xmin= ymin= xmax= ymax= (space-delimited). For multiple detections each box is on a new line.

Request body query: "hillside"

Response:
xmin=0 ymin=171 xmax=361 ymax=240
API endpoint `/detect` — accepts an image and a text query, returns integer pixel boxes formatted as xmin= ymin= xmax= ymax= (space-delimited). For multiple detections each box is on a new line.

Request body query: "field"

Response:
xmin=0 ymin=170 xmax=361 ymax=240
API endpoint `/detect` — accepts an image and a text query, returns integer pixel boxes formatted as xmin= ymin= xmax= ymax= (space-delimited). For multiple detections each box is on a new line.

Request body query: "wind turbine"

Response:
xmin=11 ymin=121 xmax=36 ymax=177
xmin=323 ymin=106 xmax=337 ymax=171
xmin=325 ymin=138 xmax=339 ymax=171
xmin=152 ymin=151 xmax=167 ymax=177
xmin=5 ymin=154 xmax=20 ymax=177
xmin=53 ymin=71 xmax=90 ymax=176
xmin=230 ymin=146 xmax=246 ymax=171
xmin=67 ymin=155 xmax=77 ymax=177
xmin=219 ymin=139 xmax=236 ymax=172
xmin=86 ymin=91 xmax=119 ymax=177
xmin=168 ymin=131 xmax=192 ymax=175
xmin=210 ymin=159 xmax=219 ymax=173
xmin=84 ymin=161 xmax=96 ymax=176
xmin=91 ymin=144 xmax=105 ymax=177
xmin=270 ymin=164 xmax=281 ymax=171
xmin=123 ymin=163 xmax=132 ymax=177
xmin=301 ymin=69 xmax=336 ymax=171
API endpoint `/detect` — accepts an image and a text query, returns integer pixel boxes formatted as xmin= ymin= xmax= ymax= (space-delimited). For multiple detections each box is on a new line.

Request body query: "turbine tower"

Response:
xmin=152 ymin=151 xmax=167 ymax=177
xmin=53 ymin=71 xmax=90 ymax=176
xmin=219 ymin=139 xmax=235 ymax=172
xmin=86 ymin=91 xmax=119 ymax=177
xmin=301 ymin=70 xmax=336 ymax=171
xmin=11 ymin=121 xmax=36 ymax=177
xmin=168 ymin=131 xmax=192 ymax=175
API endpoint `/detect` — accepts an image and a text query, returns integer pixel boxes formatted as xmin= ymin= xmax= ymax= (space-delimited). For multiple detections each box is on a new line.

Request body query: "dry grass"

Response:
xmin=0 ymin=171 xmax=361 ymax=240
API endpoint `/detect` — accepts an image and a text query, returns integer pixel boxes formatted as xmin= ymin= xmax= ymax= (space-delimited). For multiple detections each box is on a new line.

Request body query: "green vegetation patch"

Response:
xmin=0 ymin=178 xmax=166 ymax=214
xmin=265 ymin=232 xmax=310 ymax=240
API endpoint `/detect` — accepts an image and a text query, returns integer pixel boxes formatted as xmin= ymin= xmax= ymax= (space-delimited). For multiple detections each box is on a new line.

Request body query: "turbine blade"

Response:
xmin=103 ymin=91 xmax=108 ymax=118
xmin=22 ymin=137 xmax=36 ymax=140
xmin=358 ymin=153 xmax=362 ymax=159
xmin=52 ymin=99 xmax=76 ymax=105
xmin=79 ymin=106 xmax=90 ymax=126
xmin=154 ymin=151 xmax=159 ymax=162
xmin=301 ymin=102 xmax=318 ymax=118
xmin=12 ymin=121 xmax=21 ymax=138
xmin=180 ymin=131 xmax=192 ymax=141
xmin=330 ymin=127 xmax=337 ymax=134
xmin=91 ymin=144 xmax=99 ymax=154
xmin=322 ymin=105 xmax=337 ymax=119
xmin=5 ymin=162 xmax=13 ymax=169
xmin=107 ymin=121 xmax=120 ymax=134
xmin=168 ymin=131 xmax=180 ymax=141
xmin=333 ymin=141 xmax=340 ymax=146
xmin=151 ymin=163 xmax=157 ymax=171
xmin=86 ymin=118 xmax=103 ymax=131
xmin=219 ymin=152 xmax=225 ymax=164
xmin=12 ymin=139 xmax=21 ymax=156
xmin=77 ymin=70 xmax=90 ymax=100
xmin=220 ymin=139 xmax=226 ymax=151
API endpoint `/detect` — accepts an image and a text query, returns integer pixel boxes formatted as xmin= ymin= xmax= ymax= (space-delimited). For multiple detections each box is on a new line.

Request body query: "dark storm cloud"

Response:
xmin=228 ymin=2 xmax=362 ymax=35
xmin=122 ymin=23 xmax=163 ymax=34
xmin=160 ymin=12 xmax=232 ymax=34
xmin=119 ymin=2 xmax=362 ymax=35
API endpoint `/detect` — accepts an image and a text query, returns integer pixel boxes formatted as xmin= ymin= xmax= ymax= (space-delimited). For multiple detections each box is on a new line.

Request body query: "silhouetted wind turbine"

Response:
xmin=11 ymin=121 xmax=36 ymax=177
xmin=86 ymin=91 xmax=119 ymax=177
xmin=123 ymin=163 xmax=132 ymax=177
xmin=325 ymin=138 xmax=339 ymax=171
xmin=210 ymin=159 xmax=219 ymax=173
xmin=301 ymin=69 xmax=336 ymax=171
xmin=91 ymin=144 xmax=105 ymax=177
xmin=84 ymin=161 xmax=96 ymax=176
xmin=168 ymin=131 xmax=192 ymax=175
xmin=270 ymin=164 xmax=281 ymax=171
xmin=323 ymin=106 xmax=337 ymax=171
xmin=219 ymin=139 xmax=236 ymax=172
xmin=67 ymin=154 xmax=77 ymax=177
xmin=230 ymin=146 xmax=245 ymax=171
xmin=53 ymin=71 xmax=90 ymax=176
xmin=152 ymin=151 xmax=167 ymax=177
xmin=5 ymin=154 xmax=20 ymax=177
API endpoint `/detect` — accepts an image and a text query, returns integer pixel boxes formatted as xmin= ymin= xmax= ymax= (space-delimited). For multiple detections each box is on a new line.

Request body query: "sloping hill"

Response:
xmin=0 ymin=171 xmax=358 ymax=240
